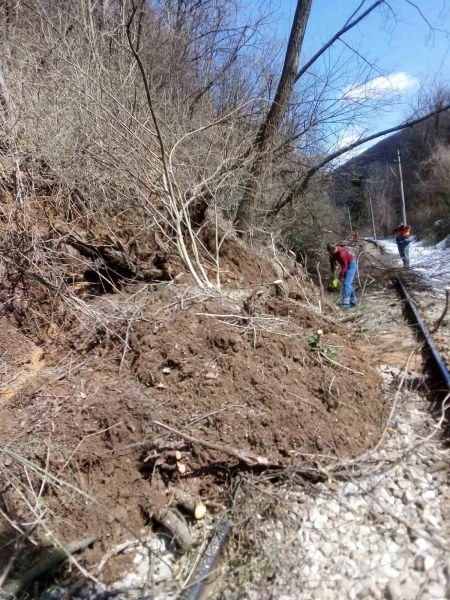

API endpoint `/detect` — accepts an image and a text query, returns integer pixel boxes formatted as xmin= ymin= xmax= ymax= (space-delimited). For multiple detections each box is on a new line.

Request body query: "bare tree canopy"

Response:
xmin=0 ymin=0 xmax=448 ymax=258
xmin=231 ymin=0 xmax=450 ymax=232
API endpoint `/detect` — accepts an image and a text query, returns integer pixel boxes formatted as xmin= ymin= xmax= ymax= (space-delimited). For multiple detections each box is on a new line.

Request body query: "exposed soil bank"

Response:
xmin=0 ymin=244 xmax=386 ymax=587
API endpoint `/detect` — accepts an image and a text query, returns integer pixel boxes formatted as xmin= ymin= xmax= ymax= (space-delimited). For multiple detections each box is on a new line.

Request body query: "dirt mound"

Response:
xmin=0 ymin=267 xmax=385 ymax=579
xmin=129 ymin=288 xmax=382 ymax=460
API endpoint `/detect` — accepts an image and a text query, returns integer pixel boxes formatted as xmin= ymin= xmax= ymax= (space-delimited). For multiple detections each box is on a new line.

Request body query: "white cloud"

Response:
xmin=343 ymin=72 xmax=418 ymax=101
xmin=336 ymin=129 xmax=363 ymax=149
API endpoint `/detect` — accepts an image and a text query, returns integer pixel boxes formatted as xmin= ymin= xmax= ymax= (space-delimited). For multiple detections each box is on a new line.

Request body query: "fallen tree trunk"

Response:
xmin=0 ymin=536 xmax=96 ymax=600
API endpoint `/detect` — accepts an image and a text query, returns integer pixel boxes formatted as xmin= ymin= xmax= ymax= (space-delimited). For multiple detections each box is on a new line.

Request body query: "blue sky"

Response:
xmin=246 ymin=0 xmax=450 ymax=151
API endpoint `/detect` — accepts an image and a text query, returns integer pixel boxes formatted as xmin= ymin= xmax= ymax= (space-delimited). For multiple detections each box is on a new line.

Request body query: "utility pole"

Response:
xmin=397 ymin=149 xmax=407 ymax=224
xmin=368 ymin=190 xmax=377 ymax=239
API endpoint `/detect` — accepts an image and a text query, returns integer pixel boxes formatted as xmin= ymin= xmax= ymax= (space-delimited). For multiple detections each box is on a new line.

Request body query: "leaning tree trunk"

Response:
xmin=234 ymin=0 xmax=313 ymax=236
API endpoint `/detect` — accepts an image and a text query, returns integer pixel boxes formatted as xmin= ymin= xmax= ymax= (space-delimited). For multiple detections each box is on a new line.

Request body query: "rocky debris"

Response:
xmin=237 ymin=365 xmax=450 ymax=599
xmin=110 ymin=538 xmax=176 ymax=596
xmin=41 ymin=538 xmax=177 ymax=600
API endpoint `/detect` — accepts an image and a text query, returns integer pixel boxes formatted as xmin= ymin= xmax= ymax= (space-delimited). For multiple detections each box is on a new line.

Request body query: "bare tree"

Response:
xmin=233 ymin=0 xmax=312 ymax=235
xmin=233 ymin=0 xmax=450 ymax=235
xmin=234 ymin=0 xmax=389 ymax=235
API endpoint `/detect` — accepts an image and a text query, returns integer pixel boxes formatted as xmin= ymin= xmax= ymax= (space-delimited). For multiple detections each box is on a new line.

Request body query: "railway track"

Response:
xmin=396 ymin=274 xmax=450 ymax=391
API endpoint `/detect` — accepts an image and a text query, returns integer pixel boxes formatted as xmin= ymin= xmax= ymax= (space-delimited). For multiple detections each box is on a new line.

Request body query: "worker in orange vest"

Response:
xmin=393 ymin=223 xmax=412 ymax=268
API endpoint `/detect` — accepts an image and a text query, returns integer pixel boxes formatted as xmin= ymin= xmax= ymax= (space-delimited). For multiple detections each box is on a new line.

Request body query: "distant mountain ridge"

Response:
xmin=330 ymin=109 xmax=450 ymax=238
xmin=335 ymin=128 xmax=410 ymax=175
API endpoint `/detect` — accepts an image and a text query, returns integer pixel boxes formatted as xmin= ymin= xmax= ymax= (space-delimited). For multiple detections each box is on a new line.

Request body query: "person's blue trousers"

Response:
xmin=343 ymin=259 xmax=357 ymax=309
xmin=397 ymin=241 xmax=410 ymax=268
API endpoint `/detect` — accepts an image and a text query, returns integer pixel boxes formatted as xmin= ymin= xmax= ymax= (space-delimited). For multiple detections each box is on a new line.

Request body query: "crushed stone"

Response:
xmin=229 ymin=366 xmax=450 ymax=600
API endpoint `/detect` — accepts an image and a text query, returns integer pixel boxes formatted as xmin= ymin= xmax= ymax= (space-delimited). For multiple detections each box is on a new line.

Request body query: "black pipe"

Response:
xmin=395 ymin=275 xmax=450 ymax=390
xmin=182 ymin=518 xmax=232 ymax=600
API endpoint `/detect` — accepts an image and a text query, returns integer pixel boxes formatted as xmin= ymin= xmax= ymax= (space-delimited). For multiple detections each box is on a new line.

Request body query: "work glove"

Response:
xmin=328 ymin=277 xmax=339 ymax=291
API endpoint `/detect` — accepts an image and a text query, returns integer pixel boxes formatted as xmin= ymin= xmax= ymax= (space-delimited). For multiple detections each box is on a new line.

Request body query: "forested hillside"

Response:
xmin=331 ymin=90 xmax=450 ymax=239
xmin=0 ymin=0 xmax=448 ymax=273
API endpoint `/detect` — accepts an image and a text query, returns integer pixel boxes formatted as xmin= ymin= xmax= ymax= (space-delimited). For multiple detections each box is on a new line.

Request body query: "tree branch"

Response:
xmin=270 ymin=102 xmax=450 ymax=215
xmin=294 ymin=0 xmax=384 ymax=84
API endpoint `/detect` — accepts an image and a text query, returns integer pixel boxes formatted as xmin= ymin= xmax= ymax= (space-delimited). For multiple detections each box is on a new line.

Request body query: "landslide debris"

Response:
xmin=0 ymin=267 xmax=385 ymax=580
xmin=0 ymin=186 xmax=385 ymax=582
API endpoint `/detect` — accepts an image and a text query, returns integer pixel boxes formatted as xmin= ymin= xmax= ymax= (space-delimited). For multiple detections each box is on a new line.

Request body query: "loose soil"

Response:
xmin=0 ymin=242 xmax=386 ymax=583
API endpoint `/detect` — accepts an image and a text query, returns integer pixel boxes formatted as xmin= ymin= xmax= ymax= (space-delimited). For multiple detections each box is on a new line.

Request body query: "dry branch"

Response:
xmin=431 ymin=287 xmax=450 ymax=334
xmin=153 ymin=421 xmax=278 ymax=467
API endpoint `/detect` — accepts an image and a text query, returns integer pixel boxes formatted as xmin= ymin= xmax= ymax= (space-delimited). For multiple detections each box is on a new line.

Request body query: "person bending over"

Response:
xmin=327 ymin=243 xmax=358 ymax=310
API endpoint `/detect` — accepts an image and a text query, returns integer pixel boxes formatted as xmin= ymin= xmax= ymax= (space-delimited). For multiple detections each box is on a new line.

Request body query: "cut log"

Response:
xmin=172 ymin=489 xmax=207 ymax=521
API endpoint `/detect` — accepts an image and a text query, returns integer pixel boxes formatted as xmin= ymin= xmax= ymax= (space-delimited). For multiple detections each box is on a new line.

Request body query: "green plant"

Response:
xmin=307 ymin=329 xmax=337 ymax=359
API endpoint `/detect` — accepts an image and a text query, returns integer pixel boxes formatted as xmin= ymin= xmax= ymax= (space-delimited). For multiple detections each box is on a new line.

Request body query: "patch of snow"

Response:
xmin=381 ymin=237 xmax=450 ymax=292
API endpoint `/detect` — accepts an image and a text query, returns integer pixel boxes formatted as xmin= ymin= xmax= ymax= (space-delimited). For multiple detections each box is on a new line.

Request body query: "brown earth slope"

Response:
xmin=0 ymin=240 xmax=386 ymax=580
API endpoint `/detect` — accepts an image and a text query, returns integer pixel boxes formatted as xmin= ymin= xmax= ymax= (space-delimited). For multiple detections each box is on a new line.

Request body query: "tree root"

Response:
xmin=152 ymin=507 xmax=193 ymax=553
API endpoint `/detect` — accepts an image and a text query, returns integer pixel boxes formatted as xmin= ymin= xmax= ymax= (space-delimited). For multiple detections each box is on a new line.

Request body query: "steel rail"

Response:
xmin=395 ymin=275 xmax=450 ymax=390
